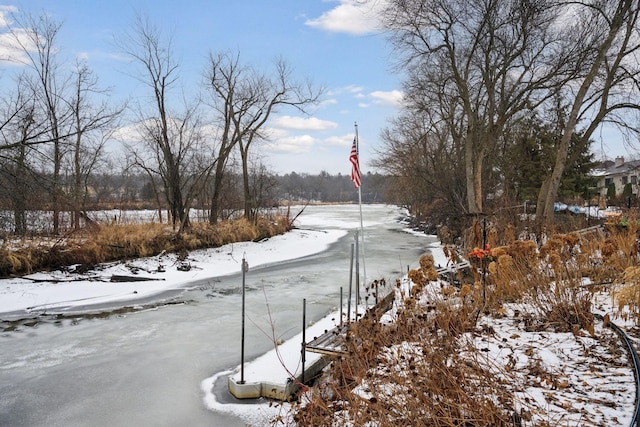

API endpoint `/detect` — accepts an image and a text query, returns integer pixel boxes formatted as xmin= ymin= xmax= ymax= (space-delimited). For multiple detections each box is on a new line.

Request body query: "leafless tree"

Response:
xmin=204 ymin=51 xmax=322 ymax=223
xmin=65 ymin=61 xmax=123 ymax=229
xmin=246 ymin=159 xmax=278 ymax=219
xmin=535 ymin=0 xmax=640 ymax=222
xmin=0 ymin=76 xmax=40 ymax=235
xmin=374 ymin=109 xmax=466 ymax=222
xmin=120 ymin=16 xmax=214 ymax=232
xmin=2 ymin=13 xmax=124 ymax=233
xmin=5 ymin=13 xmax=74 ymax=233
xmin=383 ymin=0 xmax=567 ymax=216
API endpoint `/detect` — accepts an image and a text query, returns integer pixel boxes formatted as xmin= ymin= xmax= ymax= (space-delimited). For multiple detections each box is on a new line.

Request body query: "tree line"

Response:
xmin=4 ymin=2 xmax=636 ymax=238
xmin=0 ymin=12 xmax=322 ymax=235
xmin=374 ymin=0 xmax=640 ymax=231
xmin=0 ymin=169 xmax=391 ymax=233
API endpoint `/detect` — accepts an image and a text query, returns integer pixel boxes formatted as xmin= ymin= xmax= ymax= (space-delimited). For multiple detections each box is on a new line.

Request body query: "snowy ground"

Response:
xmin=201 ymin=238 xmax=638 ymax=426
xmin=0 ymin=228 xmax=345 ymax=317
xmin=0 ymin=218 xmax=637 ymax=426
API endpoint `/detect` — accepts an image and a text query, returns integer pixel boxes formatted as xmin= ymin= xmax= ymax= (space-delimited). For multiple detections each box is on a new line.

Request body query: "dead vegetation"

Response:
xmin=288 ymin=219 xmax=640 ymax=426
xmin=0 ymin=214 xmax=291 ymax=278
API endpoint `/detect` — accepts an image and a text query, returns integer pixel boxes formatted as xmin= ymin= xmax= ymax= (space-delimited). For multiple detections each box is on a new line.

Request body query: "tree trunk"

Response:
xmin=13 ymin=139 xmax=27 ymax=236
xmin=535 ymin=135 xmax=571 ymax=221
xmin=239 ymin=143 xmax=254 ymax=221
xmin=73 ymin=130 xmax=82 ymax=230
xmin=535 ymin=0 xmax=630 ymax=224
xmin=465 ymin=136 xmax=484 ymax=214
xmin=465 ymin=138 xmax=478 ymax=214
xmin=473 ymin=153 xmax=484 ymax=214
xmin=209 ymin=161 xmax=226 ymax=224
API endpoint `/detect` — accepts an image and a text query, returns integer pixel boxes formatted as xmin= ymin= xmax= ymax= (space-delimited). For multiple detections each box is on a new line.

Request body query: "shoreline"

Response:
xmin=0 ymin=228 xmax=348 ymax=319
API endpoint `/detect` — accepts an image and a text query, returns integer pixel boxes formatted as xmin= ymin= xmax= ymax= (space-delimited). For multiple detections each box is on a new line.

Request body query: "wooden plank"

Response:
xmin=306 ymin=325 xmax=346 ymax=356
xmin=436 ymin=260 xmax=471 ymax=276
xmin=306 ymin=292 xmax=396 ymax=356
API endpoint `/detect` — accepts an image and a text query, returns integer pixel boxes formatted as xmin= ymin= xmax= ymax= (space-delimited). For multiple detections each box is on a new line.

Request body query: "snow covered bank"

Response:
xmin=0 ymin=228 xmax=346 ymax=316
xmin=201 ymin=232 xmax=637 ymax=427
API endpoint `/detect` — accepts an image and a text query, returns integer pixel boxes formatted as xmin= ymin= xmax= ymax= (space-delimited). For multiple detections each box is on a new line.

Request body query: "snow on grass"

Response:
xmin=0 ymin=228 xmax=346 ymax=315
xmin=0 ymin=205 xmax=636 ymax=426
xmin=471 ymin=305 xmax=635 ymax=425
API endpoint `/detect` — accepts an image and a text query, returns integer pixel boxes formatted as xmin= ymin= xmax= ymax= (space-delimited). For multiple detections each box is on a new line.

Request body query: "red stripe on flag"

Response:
xmin=350 ymin=138 xmax=361 ymax=188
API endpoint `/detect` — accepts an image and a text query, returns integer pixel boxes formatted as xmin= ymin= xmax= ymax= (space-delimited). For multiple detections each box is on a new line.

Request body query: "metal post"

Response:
xmin=348 ymin=243 xmax=354 ymax=324
xmin=340 ymin=286 xmax=343 ymax=327
xmin=302 ymin=298 xmax=306 ymax=385
xmin=240 ymin=256 xmax=248 ymax=384
xmin=355 ymin=230 xmax=360 ymax=315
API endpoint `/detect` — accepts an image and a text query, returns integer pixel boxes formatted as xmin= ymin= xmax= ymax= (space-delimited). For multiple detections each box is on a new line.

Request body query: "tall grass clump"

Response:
xmin=603 ymin=213 xmax=640 ymax=322
xmin=292 ymin=218 xmax=640 ymax=426
xmin=293 ymin=276 xmax=525 ymax=426
xmin=0 ymin=215 xmax=291 ymax=277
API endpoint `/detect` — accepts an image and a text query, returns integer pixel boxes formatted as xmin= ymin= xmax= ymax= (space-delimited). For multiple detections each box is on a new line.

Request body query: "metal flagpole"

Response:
xmin=354 ymin=123 xmax=367 ymax=299
xmin=240 ymin=255 xmax=248 ymax=384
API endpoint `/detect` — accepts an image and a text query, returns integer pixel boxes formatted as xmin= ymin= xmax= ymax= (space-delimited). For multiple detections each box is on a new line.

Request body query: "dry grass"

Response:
xmin=0 ymin=215 xmax=291 ymax=277
xmin=293 ymin=280 xmax=522 ymax=426
xmin=289 ymin=219 xmax=640 ymax=426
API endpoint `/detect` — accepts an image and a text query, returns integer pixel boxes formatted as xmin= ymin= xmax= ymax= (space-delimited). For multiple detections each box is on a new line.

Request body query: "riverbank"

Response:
xmin=201 ymin=235 xmax=637 ymax=426
xmin=0 ymin=228 xmax=346 ymax=318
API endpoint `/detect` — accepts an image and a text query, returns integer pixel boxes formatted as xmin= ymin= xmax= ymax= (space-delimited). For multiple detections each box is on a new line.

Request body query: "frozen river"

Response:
xmin=0 ymin=204 xmax=438 ymax=426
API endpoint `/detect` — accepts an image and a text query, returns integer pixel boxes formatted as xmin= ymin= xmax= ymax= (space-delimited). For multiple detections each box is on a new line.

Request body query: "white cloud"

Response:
xmin=272 ymin=115 xmax=338 ymax=131
xmin=264 ymin=134 xmax=317 ymax=153
xmin=323 ymin=133 xmax=356 ymax=147
xmin=112 ymin=123 xmax=144 ymax=143
xmin=318 ymin=98 xmax=338 ymax=108
xmin=305 ymin=1 xmax=383 ymax=35
xmin=369 ymin=89 xmax=403 ymax=106
xmin=326 ymin=84 xmax=363 ymax=96
xmin=0 ymin=6 xmax=17 ymax=28
xmin=108 ymin=52 xmax=133 ymax=63
xmin=262 ymin=127 xmax=289 ymax=139
xmin=0 ymin=27 xmax=37 ymax=65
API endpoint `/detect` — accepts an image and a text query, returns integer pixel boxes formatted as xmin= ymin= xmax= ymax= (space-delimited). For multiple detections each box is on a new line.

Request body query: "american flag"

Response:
xmin=349 ymin=137 xmax=361 ymax=188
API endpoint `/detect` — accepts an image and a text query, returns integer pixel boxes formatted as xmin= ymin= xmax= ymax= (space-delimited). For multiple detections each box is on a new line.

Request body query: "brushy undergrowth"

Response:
xmin=0 ymin=215 xmax=291 ymax=278
xmin=289 ymin=219 xmax=640 ymax=426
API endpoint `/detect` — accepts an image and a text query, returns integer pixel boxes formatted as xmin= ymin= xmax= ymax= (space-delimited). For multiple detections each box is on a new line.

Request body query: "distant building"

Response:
xmin=592 ymin=156 xmax=640 ymax=197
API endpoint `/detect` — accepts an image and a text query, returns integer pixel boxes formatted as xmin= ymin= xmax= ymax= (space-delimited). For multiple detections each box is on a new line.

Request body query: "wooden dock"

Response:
xmin=436 ymin=260 xmax=471 ymax=276
xmin=305 ymin=291 xmax=396 ymax=357
xmin=305 ymin=324 xmax=348 ymax=356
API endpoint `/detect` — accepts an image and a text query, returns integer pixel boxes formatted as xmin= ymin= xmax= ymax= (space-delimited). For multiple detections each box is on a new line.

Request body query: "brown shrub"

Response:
xmin=407 ymin=269 xmax=427 ymax=287
xmin=0 ymin=215 xmax=291 ymax=277
xmin=419 ymin=253 xmax=435 ymax=270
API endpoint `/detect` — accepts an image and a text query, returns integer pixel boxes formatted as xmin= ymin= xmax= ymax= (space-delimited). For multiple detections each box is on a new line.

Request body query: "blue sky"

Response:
xmin=0 ymin=0 xmax=404 ymax=175
xmin=0 ymin=1 xmax=633 ymax=177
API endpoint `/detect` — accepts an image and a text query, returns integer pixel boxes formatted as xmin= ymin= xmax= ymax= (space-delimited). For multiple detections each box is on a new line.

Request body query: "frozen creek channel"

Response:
xmin=0 ymin=204 xmax=437 ymax=426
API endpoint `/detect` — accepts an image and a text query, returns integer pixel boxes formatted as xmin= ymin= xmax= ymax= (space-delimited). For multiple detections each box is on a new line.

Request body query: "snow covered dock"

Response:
xmin=227 ymin=310 xmax=340 ymax=400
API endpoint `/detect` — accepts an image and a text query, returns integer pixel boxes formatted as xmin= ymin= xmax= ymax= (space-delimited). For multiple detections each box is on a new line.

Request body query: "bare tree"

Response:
xmin=204 ymin=51 xmax=322 ymax=223
xmin=0 ymin=76 xmax=40 ymax=235
xmin=535 ymin=0 xmax=640 ymax=222
xmin=120 ymin=16 xmax=213 ymax=231
xmin=5 ymin=13 xmax=74 ymax=233
xmin=2 ymin=13 xmax=125 ymax=233
xmin=246 ymin=160 xmax=278 ymax=219
xmin=374 ymin=110 xmax=466 ymax=223
xmin=382 ymin=0 xmax=568 ymax=216
xmin=65 ymin=61 xmax=123 ymax=229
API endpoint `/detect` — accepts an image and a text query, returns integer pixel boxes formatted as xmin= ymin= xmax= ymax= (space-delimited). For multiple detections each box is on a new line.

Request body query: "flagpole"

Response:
xmin=354 ymin=123 xmax=367 ymax=302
